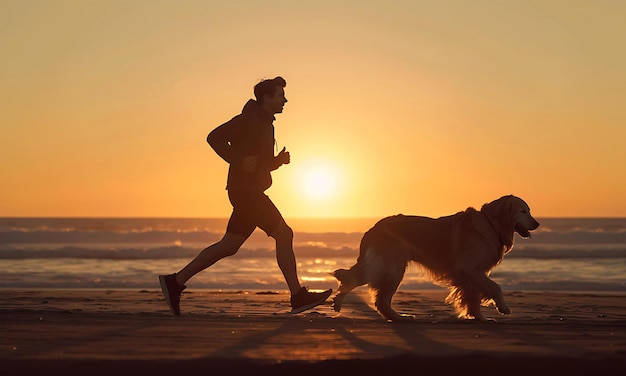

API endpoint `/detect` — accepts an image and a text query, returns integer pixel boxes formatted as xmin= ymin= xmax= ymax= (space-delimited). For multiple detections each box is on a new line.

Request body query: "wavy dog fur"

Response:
xmin=331 ymin=195 xmax=539 ymax=322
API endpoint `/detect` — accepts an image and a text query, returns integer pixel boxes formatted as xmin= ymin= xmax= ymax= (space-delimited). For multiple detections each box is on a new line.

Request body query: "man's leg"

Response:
xmin=271 ymin=220 xmax=332 ymax=313
xmin=176 ymin=232 xmax=248 ymax=285
xmin=159 ymin=232 xmax=247 ymax=315
xmin=271 ymin=220 xmax=301 ymax=295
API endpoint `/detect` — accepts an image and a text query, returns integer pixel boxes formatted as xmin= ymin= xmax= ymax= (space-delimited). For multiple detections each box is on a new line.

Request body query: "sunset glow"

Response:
xmin=1 ymin=1 xmax=625 ymax=218
xmin=303 ymin=170 xmax=336 ymax=199
xmin=298 ymin=160 xmax=342 ymax=200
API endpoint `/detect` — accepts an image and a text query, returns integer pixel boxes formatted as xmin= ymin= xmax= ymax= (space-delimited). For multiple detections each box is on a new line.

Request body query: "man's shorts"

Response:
xmin=226 ymin=190 xmax=284 ymax=237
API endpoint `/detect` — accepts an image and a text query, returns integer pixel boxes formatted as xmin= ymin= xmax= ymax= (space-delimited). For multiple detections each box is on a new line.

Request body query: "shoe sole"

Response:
xmin=290 ymin=289 xmax=332 ymax=314
xmin=159 ymin=275 xmax=180 ymax=316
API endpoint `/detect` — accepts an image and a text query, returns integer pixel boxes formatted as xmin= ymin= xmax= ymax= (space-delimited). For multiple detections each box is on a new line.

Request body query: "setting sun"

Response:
xmin=297 ymin=160 xmax=342 ymax=200
xmin=303 ymin=170 xmax=335 ymax=199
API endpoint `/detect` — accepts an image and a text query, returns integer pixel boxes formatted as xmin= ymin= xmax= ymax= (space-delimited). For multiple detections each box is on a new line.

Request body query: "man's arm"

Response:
xmin=207 ymin=119 xmax=243 ymax=165
xmin=270 ymin=146 xmax=290 ymax=171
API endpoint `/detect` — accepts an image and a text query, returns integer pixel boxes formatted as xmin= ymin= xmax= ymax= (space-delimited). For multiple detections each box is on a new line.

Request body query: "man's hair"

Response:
xmin=254 ymin=76 xmax=286 ymax=105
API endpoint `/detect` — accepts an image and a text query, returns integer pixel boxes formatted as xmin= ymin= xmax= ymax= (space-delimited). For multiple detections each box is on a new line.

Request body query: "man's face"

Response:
xmin=265 ymin=87 xmax=288 ymax=114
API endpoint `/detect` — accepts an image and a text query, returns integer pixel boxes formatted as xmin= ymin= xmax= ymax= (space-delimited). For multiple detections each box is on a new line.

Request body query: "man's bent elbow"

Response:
xmin=206 ymin=131 xmax=215 ymax=145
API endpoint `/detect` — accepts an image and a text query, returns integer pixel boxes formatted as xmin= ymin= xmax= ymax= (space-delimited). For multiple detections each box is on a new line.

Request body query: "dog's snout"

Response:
xmin=531 ymin=219 xmax=540 ymax=230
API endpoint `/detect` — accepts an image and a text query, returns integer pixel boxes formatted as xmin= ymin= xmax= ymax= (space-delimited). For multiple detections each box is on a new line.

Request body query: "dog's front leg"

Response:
xmin=494 ymin=296 xmax=511 ymax=315
xmin=480 ymin=274 xmax=511 ymax=315
xmin=473 ymin=311 xmax=493 ymax=322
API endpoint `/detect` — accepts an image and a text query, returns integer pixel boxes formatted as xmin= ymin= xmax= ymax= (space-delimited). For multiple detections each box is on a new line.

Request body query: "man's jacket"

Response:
xmin=207 ymin=99 xmax=282 ymax=191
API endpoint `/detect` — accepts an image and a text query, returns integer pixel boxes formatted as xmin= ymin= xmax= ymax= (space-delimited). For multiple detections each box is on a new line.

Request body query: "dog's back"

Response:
xmin=361 ymin=212 xmax=472 ymax=272
xmin=338 ymin=212 xmax=463 ymax=278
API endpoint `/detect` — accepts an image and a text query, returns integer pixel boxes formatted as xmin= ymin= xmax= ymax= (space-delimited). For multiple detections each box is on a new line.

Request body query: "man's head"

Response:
xmin=255 ymin=76 xmax=288 ymax=114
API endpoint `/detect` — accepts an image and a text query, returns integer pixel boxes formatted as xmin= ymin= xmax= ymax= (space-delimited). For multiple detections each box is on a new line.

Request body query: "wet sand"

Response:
xmin=1 ymin=289 xmax=625 ymax=375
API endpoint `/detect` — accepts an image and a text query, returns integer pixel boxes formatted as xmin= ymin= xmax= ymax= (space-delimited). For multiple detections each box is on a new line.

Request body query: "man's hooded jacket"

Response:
xmin=207 ymin=99 xmax=282 ymax=192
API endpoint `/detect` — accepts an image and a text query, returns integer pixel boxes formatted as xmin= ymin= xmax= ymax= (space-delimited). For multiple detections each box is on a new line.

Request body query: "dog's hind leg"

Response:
xmin=331 ymin=265 xmax=366 ymax=312
xmin=370 ymin=262 xmax=412 ymax=322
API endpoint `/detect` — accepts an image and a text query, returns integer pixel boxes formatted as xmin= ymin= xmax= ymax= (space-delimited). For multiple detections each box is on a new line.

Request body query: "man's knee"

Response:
xmin=271 ymin=221 xmax=293 ymax=241
xmin=218 ymin=233 xmax=247 ymax=255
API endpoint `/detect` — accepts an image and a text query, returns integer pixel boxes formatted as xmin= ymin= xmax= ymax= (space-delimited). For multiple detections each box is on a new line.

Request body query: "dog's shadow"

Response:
xmin=208 ymin=291 xmax=463 ymax=359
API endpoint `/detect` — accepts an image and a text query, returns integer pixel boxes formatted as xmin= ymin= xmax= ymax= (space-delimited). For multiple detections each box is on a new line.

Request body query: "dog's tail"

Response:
xmin=333 ymin=225 xmax=375 ymax=282
xmin=332 ymin=231 xmax=375 ymax=287
xmin=331 ymin=266 xmax=365 ymax=312
xmin=331 ymin=268 xmax=354 ymax=284
xmin=355 ymin=226 xmax=375 ymax=262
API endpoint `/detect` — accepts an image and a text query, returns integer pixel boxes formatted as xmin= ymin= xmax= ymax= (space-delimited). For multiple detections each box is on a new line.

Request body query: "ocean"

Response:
xmin=0 ymin=217 xmax=624 ymax=292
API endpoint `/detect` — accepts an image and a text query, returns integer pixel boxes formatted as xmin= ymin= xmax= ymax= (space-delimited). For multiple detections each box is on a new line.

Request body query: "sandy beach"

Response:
xmin=1 ymin=288 xmax=625 ymax=375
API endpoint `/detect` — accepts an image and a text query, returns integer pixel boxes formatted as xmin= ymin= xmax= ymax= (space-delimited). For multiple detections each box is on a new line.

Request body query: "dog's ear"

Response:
xmin=506 ymin=199 xmax=516 ymax=218
xmin=482 ymin=197 xmax=508 ymax=224
xmin=480 ymin=196 xmax=518 ymax=252
xmin=501 ymin=197 xmax=518 ymax=249
xmin=483 ymin=196 xmax=517 ymax=231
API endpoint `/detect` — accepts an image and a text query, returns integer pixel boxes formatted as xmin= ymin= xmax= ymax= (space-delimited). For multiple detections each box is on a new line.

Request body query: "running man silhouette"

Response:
xmin=159 ymin=76 xmax=332 ymax=315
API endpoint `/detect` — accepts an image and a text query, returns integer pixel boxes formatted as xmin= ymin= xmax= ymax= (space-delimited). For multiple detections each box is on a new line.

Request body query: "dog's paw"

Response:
xmin=471 ymin=315 xmax=497 ymax=322
xmin=332 ymin=297 xmax=343 ymax=312
xmin=494 ymin=297 xmax=511 ymax=315
xmin=496 ymin=304 xmax=511 ymax=315
xmin=386 ymin=314 xmax=416 ymax=323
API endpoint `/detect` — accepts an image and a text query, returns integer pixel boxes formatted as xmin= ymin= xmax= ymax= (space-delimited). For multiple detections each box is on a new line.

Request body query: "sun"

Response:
xmin=297 ymin=159 xmax=342 ymax=200
xmin=303 ymin=169 xmax=336 ymax=198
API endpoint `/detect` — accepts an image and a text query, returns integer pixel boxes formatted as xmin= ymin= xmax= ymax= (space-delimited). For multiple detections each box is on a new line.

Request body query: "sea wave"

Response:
xmin=1 ymin=244 xmax=625 ymax=260
xmin=1 ymin=218 xmax=624 ymax=292
xmin=1 ymin=229 xmax=625 ymax=247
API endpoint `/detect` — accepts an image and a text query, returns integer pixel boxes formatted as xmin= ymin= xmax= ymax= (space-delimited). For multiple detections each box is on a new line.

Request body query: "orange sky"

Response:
xmin=1 ymin=1 xmax=625 ymax=218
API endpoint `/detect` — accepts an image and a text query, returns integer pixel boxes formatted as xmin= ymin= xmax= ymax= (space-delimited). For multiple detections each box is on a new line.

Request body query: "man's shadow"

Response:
xmin=207 ymin=292 xmax=463 ymax=359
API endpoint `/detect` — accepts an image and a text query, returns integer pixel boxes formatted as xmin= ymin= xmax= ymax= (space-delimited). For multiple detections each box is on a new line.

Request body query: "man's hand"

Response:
xmin=277 ymin=147 xmax=290 ymax=165
xmin=241 ymin=155 xmax=259 ymax=172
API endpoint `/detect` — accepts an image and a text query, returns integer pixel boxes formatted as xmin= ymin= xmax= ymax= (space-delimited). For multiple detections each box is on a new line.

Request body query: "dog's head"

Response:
xmin=482 ymin=195 xmax=540 ymax=239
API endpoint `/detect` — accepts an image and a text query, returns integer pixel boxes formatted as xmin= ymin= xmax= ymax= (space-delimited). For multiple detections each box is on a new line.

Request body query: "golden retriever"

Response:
xmin=331 ymin=195 xmax=539 ymax=322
